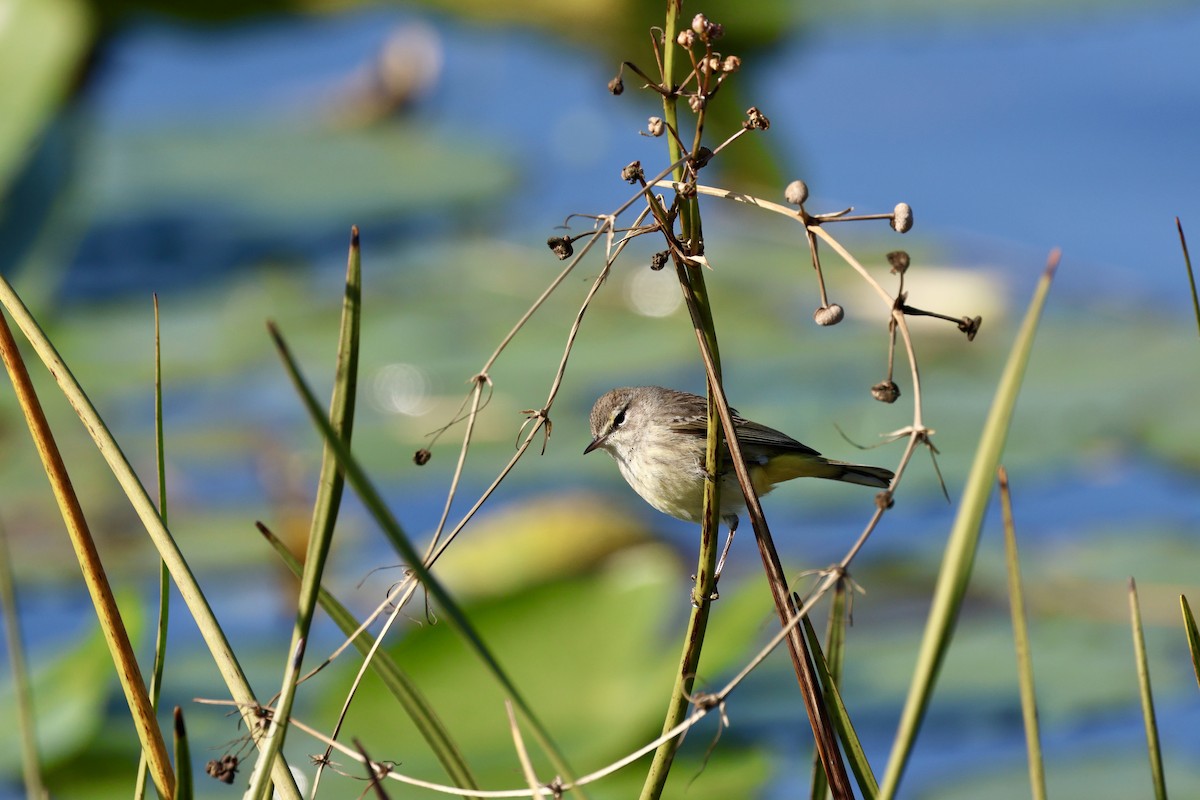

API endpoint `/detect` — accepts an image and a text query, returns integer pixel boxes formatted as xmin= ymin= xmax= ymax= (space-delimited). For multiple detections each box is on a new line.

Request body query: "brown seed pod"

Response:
xmin=891 ymin=202 xmax=913 ymax=233
xmin=813 ymin=303 xmax=844 ymax=326
xmin=871 ymin=380 xmax=901 ymax=404
xmin=958 ymin=315 xmax=983 ymax=341
xmin=887 ymin=250 xmax=910 ymax=273
xmin=546 ymin=236 xmax=573 ymax=260
xmin=745 ymin=106 xmax=770 ymax=130
xmin=785 ymin=179 xmax=809 ymax=206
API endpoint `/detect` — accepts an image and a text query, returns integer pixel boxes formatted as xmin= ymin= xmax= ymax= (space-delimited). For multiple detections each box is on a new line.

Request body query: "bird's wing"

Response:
xmin=665 ymin=403 xmax=822 ymax=461
xmin=731 ymin=417 xmax=822 ymax=458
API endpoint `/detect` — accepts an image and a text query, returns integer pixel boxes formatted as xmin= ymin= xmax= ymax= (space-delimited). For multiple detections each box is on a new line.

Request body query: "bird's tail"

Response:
xmin=760 ymin=453 xmax=894 ymax=489
xmin=818 ymin=459 xmax=894 ymax=488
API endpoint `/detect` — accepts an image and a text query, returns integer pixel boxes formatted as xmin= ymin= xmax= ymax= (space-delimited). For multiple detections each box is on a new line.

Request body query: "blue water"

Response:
xmin=80 ymin=5 xmax=1200 ymax=308
xmin=759 ymin=7 xmax=1200 ymax=305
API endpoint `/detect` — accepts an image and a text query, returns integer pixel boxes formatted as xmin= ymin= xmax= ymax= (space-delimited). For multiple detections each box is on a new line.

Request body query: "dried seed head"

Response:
xmin=813 ymin=303 xmax=844 ymax=326
xmin=891 ymin=202 xmax=913 ymax=233
xmin=887 ymin=250 xmax=910 ymax=274
xmin=413 ymin=448 xmax=432 ymax=466
xmin=607 ymin=75 xmax=624 ymax=95
xmin=688 ymin=94 xmax=705 ymax=113
xmin=785 ymin=179 xmax=809 ymax=206
xmin=722 ymin=55 xmax=741 ymax=73
xmin=676 ymin=29 xmax=696 ymax=48
xmin=691 ymin=13 xmax=710 ymax=36
xmin=206 ymin=755 xmax=239 ymax=784
xmin=707 ymin=22 xmax=725 ymax=40
xmin=651 ymin=251 xmax=669 ymax=271
xmin=958 ymin=315 xmax=982 ymax=341
xmin=744 ymin=106 xmax=770 ymax=130
xmin=621 ymin=160 xmax=644 ymax=183
xmin=678 ymin=182 xmax=698 ymax=199
xmin=547 ymin=236 xmax=573 ymax=260
xmin=871 ymin=380 xmax=901 ymax=404
xmin=647 ymin=116 xmax=664 ymax=137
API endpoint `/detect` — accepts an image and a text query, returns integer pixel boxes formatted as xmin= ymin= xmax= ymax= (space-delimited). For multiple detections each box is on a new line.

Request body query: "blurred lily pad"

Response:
xmin=80 ymin=122 xmax=514 ymax=227
xmin=433 ymin=492 xmax=654 ymax=598
xmin=318 ymin=550 xmax=773 ymax=797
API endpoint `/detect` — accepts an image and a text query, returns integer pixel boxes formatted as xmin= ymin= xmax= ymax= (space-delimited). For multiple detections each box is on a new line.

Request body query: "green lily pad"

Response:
xmin=81 ymin=123 xmax=515 ymax=226
xmin=313 ymin=549 xmax=773 ymax=797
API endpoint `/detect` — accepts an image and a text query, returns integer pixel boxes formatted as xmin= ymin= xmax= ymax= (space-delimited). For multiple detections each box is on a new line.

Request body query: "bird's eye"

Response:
xmin=613 ymin=409 xmax=627 ymax=428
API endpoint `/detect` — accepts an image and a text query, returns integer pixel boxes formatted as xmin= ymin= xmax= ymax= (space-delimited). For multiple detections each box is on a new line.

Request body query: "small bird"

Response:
xmin=584 ymin=386 xmax=893 ymax=532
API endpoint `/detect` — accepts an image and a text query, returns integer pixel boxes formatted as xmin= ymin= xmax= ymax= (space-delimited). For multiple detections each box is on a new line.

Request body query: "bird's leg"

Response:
xmin=710 ymin=515 xmax=738 ymax=600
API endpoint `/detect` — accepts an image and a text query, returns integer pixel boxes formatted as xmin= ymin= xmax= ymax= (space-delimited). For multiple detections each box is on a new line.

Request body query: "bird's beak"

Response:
xmin=583 ymin=435 xmax=604 ymax=455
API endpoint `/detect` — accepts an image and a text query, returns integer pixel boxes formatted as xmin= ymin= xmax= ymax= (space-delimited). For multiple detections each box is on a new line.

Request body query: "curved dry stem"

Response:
xmin=420 ymin=165 xmax=683 ymax=574
xmin=283 ymin=568 xmax=839 ymax=799
xmin=423 ymin=376 xmax=490 ymax=563
xmin=309 ymin=577 xmax=420 ymax=796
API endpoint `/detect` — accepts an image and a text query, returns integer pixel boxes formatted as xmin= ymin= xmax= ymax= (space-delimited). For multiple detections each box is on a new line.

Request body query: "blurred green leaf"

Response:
xmin=82 ymin=124 xmax=514 ymax=226
xmin=0 ymin=596 xmax=140 ymax=774
xmin=0 ymin=0 xmax=92 ymax=192
xmin=325 ymin=552 xmax=770 ymax=797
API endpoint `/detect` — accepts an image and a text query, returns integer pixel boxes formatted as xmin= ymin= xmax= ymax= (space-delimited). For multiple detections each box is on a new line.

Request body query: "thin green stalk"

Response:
xmin=639 ymin=5 xmax=724 ymax=798
xmin=811 ymin=581 xmax=852 ymax=800
xmin=135 ymin=294 xmax=171 ymax=800
xmin=825 ymin=583 xmax=849 ymax=694
xmin=636 ymin=253 xmax=723 ymax=800
xmin=626 ymin=7 xmax=847 ymax=795
xmin=172 ymin=708 xmax=193 ymax=800
xmin=998 ymin=467 xmax=1046 ymax=800
xmin=647 ymin=61 xmax=853 ymax=798
xmin=1182 ymin=595 xmax=1200 ymax=691
xmin=0 ymin=519 xmax=45 ymax=800
xmin=0 ymin=274 xmax=302 ymax=799
xmin=246 ymin=227 xmax=362 ymax=800
xmin=651 ymin=38 xmax=854 ymax=787
xmin=638 ymin=579 xmax=714 ymax=798
xmin=878 ymin=251 xmax=1059 ymax=799
xmin=1129 ymin=579 xmax=1167 ymax=800
xmin=802 ymin=615 xmax=878 ymax=800
xmin=688 ymin=318 xmax=853 ymax=797
xmin=267 ymin=323 xmax=583 ymax=798
xmin=1177 ymin=218 xmax=1199 ymax=337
